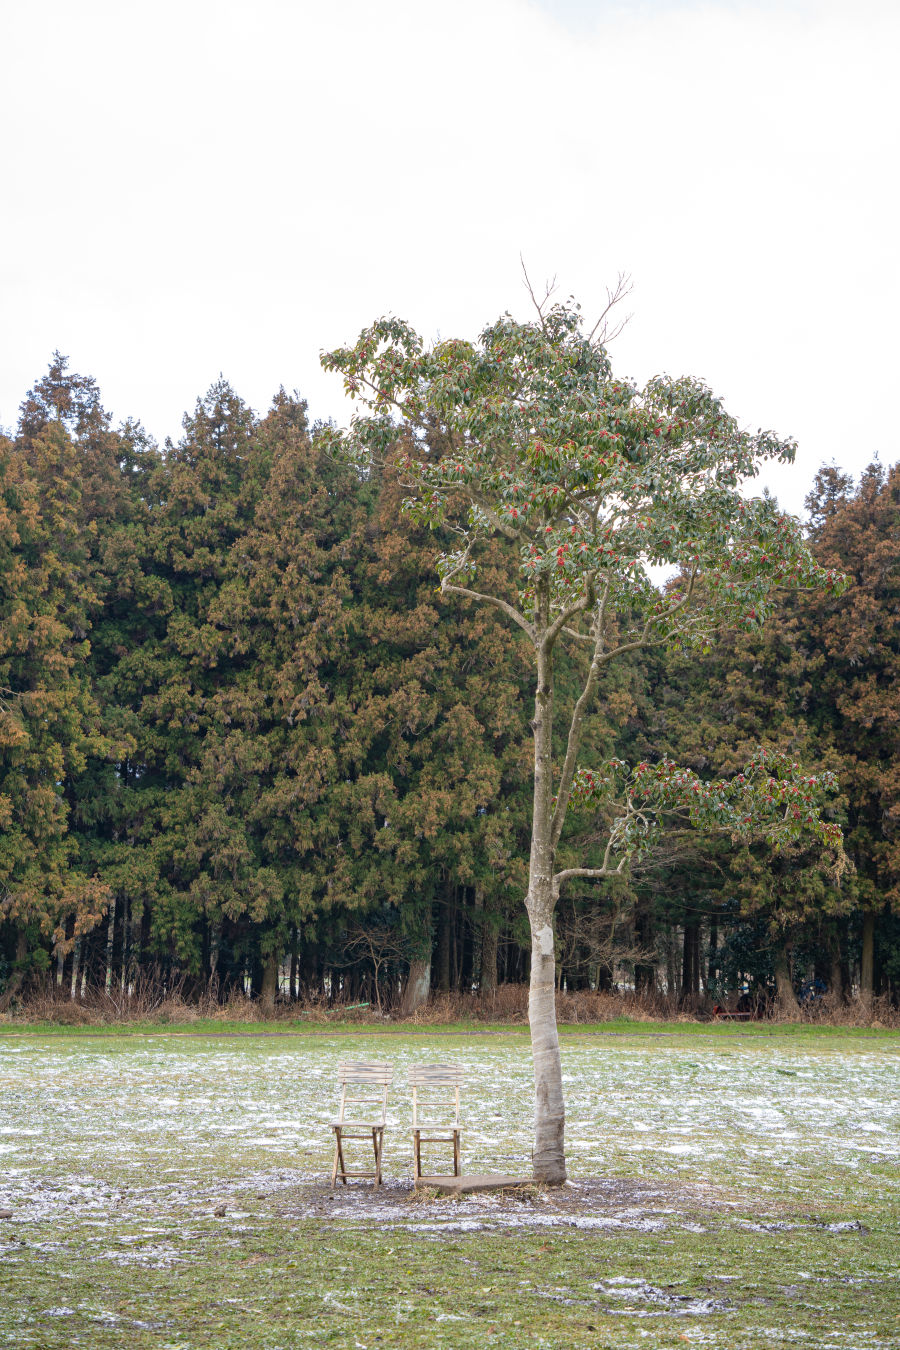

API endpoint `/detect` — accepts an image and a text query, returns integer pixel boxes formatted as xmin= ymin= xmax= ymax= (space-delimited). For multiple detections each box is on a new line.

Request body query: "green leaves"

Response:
xmin=323 ymin=297 xmax=845 ymax=645
xmin=568 ymin=748 xmax=842 ymax=866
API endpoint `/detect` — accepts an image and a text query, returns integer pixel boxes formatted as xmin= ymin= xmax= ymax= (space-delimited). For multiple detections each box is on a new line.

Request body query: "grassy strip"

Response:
xmin=5 ymin=1201 xmax=898 ymax=1349
xmin=1 ymin=1016 xmax=898 ymax=1041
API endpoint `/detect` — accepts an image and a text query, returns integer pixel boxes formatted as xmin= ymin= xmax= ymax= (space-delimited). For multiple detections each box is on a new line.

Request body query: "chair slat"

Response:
xmin=408 ymin=1063 xmax=464 ymax=1086
xmin=338 ymin=1061 xmax=394 ymax=1085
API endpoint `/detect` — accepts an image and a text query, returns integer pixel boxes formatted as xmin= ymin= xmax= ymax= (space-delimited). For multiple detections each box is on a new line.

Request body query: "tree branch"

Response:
xmin=440 ymin=582 xmax=536 ymax=642
xmin=586 ymin=272 xmax=633 ymax=345
xmin=544 ymin=584 xmax=595 ymax=649
xmin=553 ymin=860 xmax=627 ymax=892
xmin=520 ymin=256 xmax=557 ymax=334
xmin=561 ymin=625 xmax=596 ymax=645
xmin=465 ymin=487 xmax=529 ymax=543
xmin=549 ymin=584 xmax=609 ymax=848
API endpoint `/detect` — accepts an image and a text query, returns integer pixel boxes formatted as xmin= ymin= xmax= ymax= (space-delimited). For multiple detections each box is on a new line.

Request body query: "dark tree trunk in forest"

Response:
xmin=681 ymin=920 xmax=700 ymax=1001
xmin=665 ymin=925 xmax=677 ymax=999
xmin=0 ymin=930 xmax=28 ymax=1012
xmin=450 ymin=891 xmax=460 ymax=990
xmin=859 ymin=910 xmax=875 ymax=1013
xmin=105 ymin=894 xmax=117 ymax=994
xmin=209 ymin=920 xmax=222 ymax=988
xmin=633 ymin=902 xmax=656 ymax=992
xmin=401 ymin=958 xmax=431 ymax=1015
xmin=707 ymin=916 xmax=718 ymax=993
xmin=260 ymin=954 xmax=279 ymax=1014
xmin=773 ymin=945 xmax=800 ymax=1018
xmin=830 ymin=952 xmax=844 ymax=1001
xmin=480 ymin=908 xmax=498 ymax=996
xmin=435 ymin=895 xmax=451 ymax=992
xmin=289 ymin=930 xmax=299 ymax=1001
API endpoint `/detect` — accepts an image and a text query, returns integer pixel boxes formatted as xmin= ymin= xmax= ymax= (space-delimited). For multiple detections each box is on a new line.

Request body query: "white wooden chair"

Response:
xmin=330 ymin=1060 xmax=393 ymax=1188
xmin=408 ymin=1063 xmax=464 ymax=1182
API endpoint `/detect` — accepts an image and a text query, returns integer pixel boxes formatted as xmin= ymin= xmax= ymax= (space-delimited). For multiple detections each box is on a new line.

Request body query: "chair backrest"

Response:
xmin=336 ymin=1061 xmax=393 ymax=1124
xmin=408 ymin=1063 xmax=463 ymax=1128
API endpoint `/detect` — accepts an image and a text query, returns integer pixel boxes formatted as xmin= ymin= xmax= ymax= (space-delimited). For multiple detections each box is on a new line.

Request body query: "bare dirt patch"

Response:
xmin=276 ymin=1172 xmax=725 ymax=1234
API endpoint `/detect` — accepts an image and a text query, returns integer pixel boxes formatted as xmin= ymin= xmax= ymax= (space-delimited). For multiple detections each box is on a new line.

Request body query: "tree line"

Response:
xmin=1 ymin=355 xmax=897 ymax=1016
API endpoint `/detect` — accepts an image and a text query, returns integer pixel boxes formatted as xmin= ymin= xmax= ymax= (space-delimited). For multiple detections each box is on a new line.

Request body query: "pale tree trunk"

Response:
xmin=527 ymin=646 xmax=567 ymax=1185
xmin=859 ymin=910 xmax=875 ymax=1014
xmin=401 ymin=958 xmax=431 ymax=1015
xmin=105 ymin=894 xmax=117 ymax=994
xmin=70 ymin=936 xmax=82 ymax=1001
xmin=773 ymin=947 xmax=800 ymax=1019
xmin=665 ymin=925 xmax=677 ymax=999
xmin=289 ymin=929 xmax=299 ymax=1002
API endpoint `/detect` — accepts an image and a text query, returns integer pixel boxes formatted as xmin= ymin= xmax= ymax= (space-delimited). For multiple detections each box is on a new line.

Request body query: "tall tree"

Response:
xmin=801 ymin=462 xmax=900 ymax=1006
xmin=0 ymin=411 xmax=111 ymax=1004
xmin=323 ymin=290 xmax=844 ymax=1181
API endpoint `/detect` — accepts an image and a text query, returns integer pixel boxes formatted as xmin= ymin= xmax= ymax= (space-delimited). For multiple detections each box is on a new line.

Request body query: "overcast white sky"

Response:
xmin=2 ymin=0 xmax=897 ymax=515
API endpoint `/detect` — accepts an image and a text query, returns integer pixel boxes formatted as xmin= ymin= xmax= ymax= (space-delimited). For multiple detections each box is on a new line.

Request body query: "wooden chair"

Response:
xmin=330 ymin=1061 xmax=393 ymax=1188
xmin=408 ymin=1063 xmax=464 ymax=1182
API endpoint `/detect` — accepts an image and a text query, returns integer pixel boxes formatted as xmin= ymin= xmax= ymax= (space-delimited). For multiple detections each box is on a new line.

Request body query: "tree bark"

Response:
xmin=260 ymin=953 xmax=278 ymax=1015
xmin=70 ymin=936 xmax=82 ymax=1001
xmin=120 ymin=895 xmax=130 ymax=993
xmin=105 ymin=893 xmax=117 ymax=994
xmin=527 ymin=645 xmax=567 ymax=1185
xmin=773 ymin=946 xmax=800 ymax=1018
xmin=480 ymin=913 xmax=498 ymax=996
xmin=633 ymin=902 xmax=656 ymax=992
xmin=401 ymin=958 xmax=431 ymax=1015
xmin=435 ymin=893 xmax=451 ymax=992
xmin=706 ymin=915 xmax=718 ymax=994
xmin=209 ymin=919 xmax=222 ymax=986
xmin=681 ymin=919 xmax=700 ymax=1002
xmin=289 ymin=929 xmax=299 ymax=1002
xmin=665 ymin=923 xmax=677 ymax=1000
xmin=859 ymin=909 xmax=875 ymax=1013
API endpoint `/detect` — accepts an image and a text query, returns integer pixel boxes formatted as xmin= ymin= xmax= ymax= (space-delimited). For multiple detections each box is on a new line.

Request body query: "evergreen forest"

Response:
xmin=2 ymin=355 xmax=898 ymax=1019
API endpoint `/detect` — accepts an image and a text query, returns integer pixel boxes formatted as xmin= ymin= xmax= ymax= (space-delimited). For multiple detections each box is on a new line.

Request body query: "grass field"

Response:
xmin=1 ymin=1025 xmax=898 ymax=1348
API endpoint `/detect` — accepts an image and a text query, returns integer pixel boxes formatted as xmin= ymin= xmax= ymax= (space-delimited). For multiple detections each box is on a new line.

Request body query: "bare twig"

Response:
xmin=520 ymin=256 xmax=558 ymax=334
xmin=587 ymin=272 xmax=634 ymax=345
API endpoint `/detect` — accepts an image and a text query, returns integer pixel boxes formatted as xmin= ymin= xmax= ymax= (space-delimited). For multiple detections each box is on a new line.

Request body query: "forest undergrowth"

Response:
xmin=6 ymin=980 xmax=899 ymax=1030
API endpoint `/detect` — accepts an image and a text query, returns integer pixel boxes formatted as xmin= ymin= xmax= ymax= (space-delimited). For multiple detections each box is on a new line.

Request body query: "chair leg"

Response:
xmin=331 ymin=1129 xmax=341 ymax=1188
xmin=372 ymin=1128 xmax=383 ymax=1188
xmin=453 ymin=1131 xmax=460 ymax=1177
xmin=413 ymin=1129 xmax=421 ymax=1182
xmin=336 ymin=1132 xmax=348 ymax=1185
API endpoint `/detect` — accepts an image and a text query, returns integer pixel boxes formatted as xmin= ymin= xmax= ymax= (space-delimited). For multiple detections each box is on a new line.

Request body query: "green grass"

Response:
xmin=1 ymin=1016 xmax=898 ymax=1040
xmin=2 ymin=1029 xmax=898 ymax=1348
xmin=7 ymin=1201 xmax=899 ymax=1348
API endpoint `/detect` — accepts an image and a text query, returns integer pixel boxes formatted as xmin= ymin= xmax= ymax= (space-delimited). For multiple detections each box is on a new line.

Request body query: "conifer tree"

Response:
xmin=0 ymin=409 xmax=110 ymax=1004
xmin=801 ymin=462 xmax=900 ymax=1005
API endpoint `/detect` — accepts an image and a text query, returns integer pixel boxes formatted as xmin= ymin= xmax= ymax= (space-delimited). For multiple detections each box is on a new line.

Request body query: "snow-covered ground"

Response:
xmin=1 ymin=1032 xmax=897 ymax=1226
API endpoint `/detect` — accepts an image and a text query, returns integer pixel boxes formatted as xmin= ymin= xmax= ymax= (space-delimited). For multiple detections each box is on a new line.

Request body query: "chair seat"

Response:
xmin=331 ymin=1120 xmax=387 ymax=1131
xmin=413 ymin=1123 xmax=463 ymax=1134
